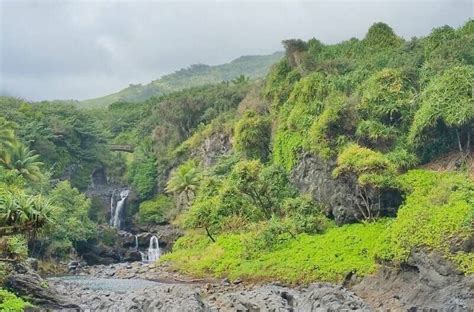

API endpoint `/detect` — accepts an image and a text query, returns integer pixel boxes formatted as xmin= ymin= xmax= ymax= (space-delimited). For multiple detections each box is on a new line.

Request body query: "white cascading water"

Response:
xmin=139 ymin=235 xmax=161 ymax=262
xmin=109 ymin=190 xmax=116 ymax=226
xmin=134 ymin=235 xmax=139 ymax=250
xmin=147 ymin=235 xmax=161 ymax=262
xmin=111 ymin=190 xmax=129 ymax=229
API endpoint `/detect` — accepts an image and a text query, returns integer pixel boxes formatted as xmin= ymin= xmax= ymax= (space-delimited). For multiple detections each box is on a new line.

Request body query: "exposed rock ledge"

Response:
xmin=353 ymin=251 xmax=474 ymax=311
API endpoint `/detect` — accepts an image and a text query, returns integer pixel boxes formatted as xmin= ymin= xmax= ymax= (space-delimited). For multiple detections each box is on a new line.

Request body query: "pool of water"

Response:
xmin=48 ymin=276 xmax=160 ymax=293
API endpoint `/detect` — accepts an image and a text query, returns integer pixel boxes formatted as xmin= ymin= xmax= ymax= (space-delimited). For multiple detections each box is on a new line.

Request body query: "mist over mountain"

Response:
xmin=80 ymin=52 xmax=283 ymax=108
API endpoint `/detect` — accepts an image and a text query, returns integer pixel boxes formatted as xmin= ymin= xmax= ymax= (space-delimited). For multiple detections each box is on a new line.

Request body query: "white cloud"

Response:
xmin=0 ymin=0 xmax=472 ymax=101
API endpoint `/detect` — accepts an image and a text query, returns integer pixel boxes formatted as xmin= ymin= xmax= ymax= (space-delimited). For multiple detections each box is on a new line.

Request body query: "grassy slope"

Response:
xmin=162 ymin=169 xmax=473 ymax=284
xmin=80 ymin=52 xmax=283 ymax=108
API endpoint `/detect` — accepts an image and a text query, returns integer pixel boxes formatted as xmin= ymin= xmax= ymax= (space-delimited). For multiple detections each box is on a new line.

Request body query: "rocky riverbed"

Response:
xmin=7 ymin=252 xmax=473 ymax=311
xmin=47 ymin=274 xmax=370 ymax=311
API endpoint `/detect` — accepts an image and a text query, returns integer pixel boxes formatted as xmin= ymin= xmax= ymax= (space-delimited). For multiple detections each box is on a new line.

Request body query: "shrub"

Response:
xmin=333 ymin=143 xmax=398 ymax=189
xmin=46 ymin=181 xmax=97 ymax=257
xmin=272 ymin=130 xmax=304 ymax=171
xmin=0 ymin=288 xmax=30 ymax=311
xmin=334 ymin=144 xmax=399 ymax=221
xmin=307 ymin=92 xmax=350 ymax=159
xmin=409 ymin=65 xmax=474 ymax=156
xmin=138 ymin=195 xmax=175 ymax=225
xmin=128 ymin=156 xmax=157 ymax=200
xmin=357 ymin=68 xmax=414 ymax=145
xmin=234 ymin=111 xmax=271 ymax=161
xmin=282 ymin=196 xmax=331 ymax=234
xmin=5 ymin=235 xmax=28 ymax=260
xmin=378 ymin=170 xmax=474 ymax=273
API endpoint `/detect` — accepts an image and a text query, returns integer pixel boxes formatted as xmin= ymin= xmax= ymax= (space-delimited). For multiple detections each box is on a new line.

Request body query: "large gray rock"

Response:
xmin=353 ymin=250 xmax=474 ymax=311
xmin=290 ymin=153 xmax=401 ymax=224
xmin=299 ymin=283 xmax=371 ymax=311
xmin=5 ymin=263 xmax=79 ymax=309
xmin=49 ymin=280 xmax=206 ymax=311
xmin=209 ymin=285 xmax=300 ymax=311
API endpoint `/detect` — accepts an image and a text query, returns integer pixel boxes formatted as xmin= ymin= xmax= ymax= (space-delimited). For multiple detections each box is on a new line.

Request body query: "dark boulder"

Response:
xmin=290 ymin=153 xmax=401 ymax=224
xmin=5 ymin=262 xmax=79 ymax=309
xmin=122 ymin=250 xmax=142 ymax=262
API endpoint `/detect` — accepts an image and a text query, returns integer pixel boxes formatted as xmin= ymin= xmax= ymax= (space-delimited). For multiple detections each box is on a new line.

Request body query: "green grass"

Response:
xmin=163 ymin=221 xmax=389 ymax=284
xmin=379 ymin=169 xmax=474 ymax=273
xmin=163 ymin=169 xmax=473 ymax=283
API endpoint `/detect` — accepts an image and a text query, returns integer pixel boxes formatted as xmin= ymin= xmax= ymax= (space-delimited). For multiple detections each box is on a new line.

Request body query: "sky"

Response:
xmin=0 ymin=0 xmax=472 ymax=101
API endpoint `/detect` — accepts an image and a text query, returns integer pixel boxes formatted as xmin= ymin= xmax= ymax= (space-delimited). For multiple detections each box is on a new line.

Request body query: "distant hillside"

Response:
xmin=80 ymin=52 xmax=283 ymax=108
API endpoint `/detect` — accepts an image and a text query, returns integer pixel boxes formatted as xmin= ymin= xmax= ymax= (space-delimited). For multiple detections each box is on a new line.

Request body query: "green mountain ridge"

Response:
xmin=80 ymin=52 xmax=283 ymax=108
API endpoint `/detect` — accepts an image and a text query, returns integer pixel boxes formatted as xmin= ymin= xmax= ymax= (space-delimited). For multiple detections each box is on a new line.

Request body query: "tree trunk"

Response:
xmin=205 ymin=227 xmax=216 ymax=242
xmin=456 ymin=129 xmax=463 ymax=153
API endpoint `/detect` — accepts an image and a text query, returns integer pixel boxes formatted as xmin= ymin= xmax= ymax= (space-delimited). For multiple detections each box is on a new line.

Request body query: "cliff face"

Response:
xmin=290 ymin=153 xmax=401 ymax=224
xmin=191 ymin=132 xmax=233 ymax=167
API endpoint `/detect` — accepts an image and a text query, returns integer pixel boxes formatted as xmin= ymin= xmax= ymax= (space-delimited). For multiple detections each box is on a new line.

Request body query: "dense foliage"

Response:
xmin=161 ymin=20 xmax=473 ymax=283
xmin=0 ymin=20 xmax=472 ymax=297
xmin=0 ymin=288 xmax=30 ymax=311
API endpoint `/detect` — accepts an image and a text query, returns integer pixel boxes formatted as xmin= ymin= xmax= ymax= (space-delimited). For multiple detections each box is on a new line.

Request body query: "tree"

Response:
xmin=166 ymin=160 xmax=201 ymax=202
xmin=0 ymin=143 xmax=43 ymax=182
xmin=232 ymin=75 xmax=250 ymax=85
xmin=282 ymin=39 xmax=308 ymax=68
xmin=0 ymin=119 xmax=16 ymax=149
xmin=45 ymin=181 xmax=96 ymax=257
xmin=409 ymin=65 xmax=474 ymax=157
xmin=0 ymin=189 xmax=56 ymax=237
xmin=363 ymin=22 xmax=402 ymax=49
xmin=357 ymin=68 xmax=414 ymax=146
xmin=234 ymin=111 xmax=271 ymax=161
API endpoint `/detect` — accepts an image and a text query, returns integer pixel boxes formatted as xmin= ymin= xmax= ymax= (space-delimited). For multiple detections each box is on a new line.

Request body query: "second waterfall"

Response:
xmin=110 ymin=189 xmax=130 ymax=229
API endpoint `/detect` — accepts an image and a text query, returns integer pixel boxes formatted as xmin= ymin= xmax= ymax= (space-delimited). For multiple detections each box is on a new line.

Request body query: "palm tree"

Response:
xmin=166 ymin=160 xmax=201 ymax=203
xmin=232 ymin=75 xmax=250 ymax=85
xmin=0 ymin=190 xmax=56 ymax=237
xmin=0 ymin=119 xmax=16 ymax=150
xmin=0 ymin=143 xmax=43 ymax=182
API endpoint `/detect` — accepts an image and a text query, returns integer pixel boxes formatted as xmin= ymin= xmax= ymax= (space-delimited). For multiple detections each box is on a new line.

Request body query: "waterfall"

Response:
xmin=139 ymin=235 xmax=161 ymax=262
xmin=148 ymin=236 xmax=161 ymax=262
xmin=134 ymin=235 xmax=139 ymax=250
xmin=109 ymin=190 xmax=116 ymax=226
xmin=110 ymin=189 xmax=129 ymax=229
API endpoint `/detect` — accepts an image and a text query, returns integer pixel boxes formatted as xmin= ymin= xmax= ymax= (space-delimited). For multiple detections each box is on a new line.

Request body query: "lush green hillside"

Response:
xmin=80 ymin=52 xmax=283 ymax=108
xmin=0 ymin=21 xmax=472 ymax=306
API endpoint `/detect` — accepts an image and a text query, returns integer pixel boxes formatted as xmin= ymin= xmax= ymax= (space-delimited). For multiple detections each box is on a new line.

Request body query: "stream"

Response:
xmin=47 ymin=275 xmax=161 ymax=293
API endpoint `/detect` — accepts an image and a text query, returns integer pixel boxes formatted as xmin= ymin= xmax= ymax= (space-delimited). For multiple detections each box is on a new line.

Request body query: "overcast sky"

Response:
xmin=0 ymin=0 xmax=472 ymax=101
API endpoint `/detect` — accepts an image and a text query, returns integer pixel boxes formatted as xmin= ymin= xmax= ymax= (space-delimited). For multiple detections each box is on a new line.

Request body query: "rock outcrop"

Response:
xmin=5 ymin=262 xmax=79 ymax=309
xmin=353 ymin=251 xmax=474 ymax=311
xmin=290 ymin=153 xmax=401 ymax=224
xmin=191 ymin=132 xmax=232 ymax=167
